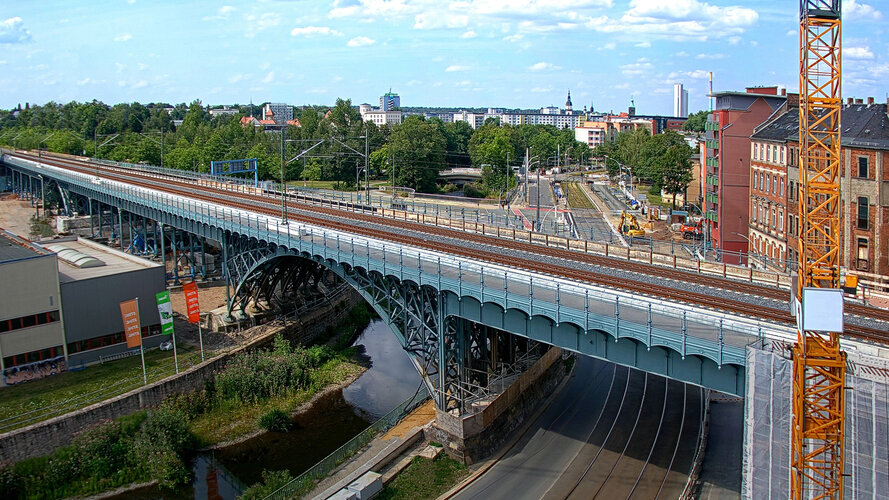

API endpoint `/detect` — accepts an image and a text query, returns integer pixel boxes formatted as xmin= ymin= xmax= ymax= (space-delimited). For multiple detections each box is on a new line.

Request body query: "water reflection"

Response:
xmin=105 ymin=319 xmax=422 ymax=499
xmin=342 ymin=320 xmax=424 ymax=418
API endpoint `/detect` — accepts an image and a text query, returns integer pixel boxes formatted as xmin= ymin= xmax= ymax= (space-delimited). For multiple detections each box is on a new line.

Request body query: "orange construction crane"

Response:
xmin=793 ymin=1 xmax=845 ymax=499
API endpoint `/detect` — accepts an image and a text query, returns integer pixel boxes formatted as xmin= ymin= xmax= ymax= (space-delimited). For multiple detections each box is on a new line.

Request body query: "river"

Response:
xmin=113 ymin=319 xmax=422 ymax=499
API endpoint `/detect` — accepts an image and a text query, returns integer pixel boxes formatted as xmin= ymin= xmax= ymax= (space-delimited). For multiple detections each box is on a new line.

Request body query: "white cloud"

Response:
xmin=503 ymin=34 xmax=524 ymax=42
xmin=635 ymin=41 xmax=651 ymax=48
xmin=529 ymin=62 xmax=560 ymax=71
xmin=620 ymin=59 xmax=652 ymax=76
xmin=77 ymin=78 xmax=92 ymax=85
xmin=587 ymin=0 xmax=758 ymax=42
xmin=203 ymin=6 xmax=235 ymax=21
xmin=291 ymin=26 xmax=343 ymax=37
xmin=347 ymin=36 xmax=375 ymax=47
xmin=0 ymin=17 xmax=32 ymax=43
xmin=846 ymin=46 xmax=874 ymax=60
xmin=844 ymin=0 xmax=883 ymax=20
xmin=115 ymin=63 xmax=126 ymax=72
xmin=262 ymin=71 xmax=275 ymax=83
xmin=247 ymin=13 xmax=281 ymax=32
xmin=461 ymin=30 xmax=477 ymax=39
xmin=531 ymin=86 xmax=553 ymax=93
xmin=446 ymin=65 xmax=470 ymax=72
xmin=695 ymin=53 xmax=724 ymax=59
xmin=132 ymin=80 xmax=148 ymax=89
xmin=229 ymin=73 xmax=250 ymax=84
xmin=599 ymin=41 xmax=616 ymax=51
xmin=114 ymin=33 xmax=132 ymax=42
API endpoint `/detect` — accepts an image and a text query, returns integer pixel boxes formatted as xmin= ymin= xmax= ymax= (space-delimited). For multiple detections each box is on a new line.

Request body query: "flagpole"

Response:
xmin=172 ymin=323 xmax=179 ymax=374
xmin=137 ymin=298 xmax=147 ymax=385
xmin=198 ymin=313 xmax=204 ymax=362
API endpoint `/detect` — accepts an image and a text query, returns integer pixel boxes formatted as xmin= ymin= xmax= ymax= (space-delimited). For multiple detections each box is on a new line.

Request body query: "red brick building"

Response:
xmin=748 ymin=97 xmax=889 ymax=276
xmin=704 ymin=87 xmax=789 ymax=263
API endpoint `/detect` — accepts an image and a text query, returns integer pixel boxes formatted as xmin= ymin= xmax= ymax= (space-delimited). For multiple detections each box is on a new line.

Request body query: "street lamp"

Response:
xmin=731 ymin=231 xmax=762 ymax=269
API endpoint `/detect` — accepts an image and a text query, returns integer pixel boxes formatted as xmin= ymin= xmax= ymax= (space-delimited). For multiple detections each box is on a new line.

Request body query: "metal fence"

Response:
xmin=264 ymin=387 xmax=430 ymax=500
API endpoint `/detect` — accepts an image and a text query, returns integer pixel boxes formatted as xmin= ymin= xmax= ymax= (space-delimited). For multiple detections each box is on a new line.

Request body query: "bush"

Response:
xmin=259 ymin=409 xmax=291 ymax=432
xmin=240 ymin=469 xmax=295 ymax=500
xmin=462 ymin=183 xmax=488 ymax=199
xmin=0 ymin=464 xmax=22 ymax=499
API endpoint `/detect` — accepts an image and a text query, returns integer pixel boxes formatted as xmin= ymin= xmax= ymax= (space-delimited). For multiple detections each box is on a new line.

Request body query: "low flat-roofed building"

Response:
xmin=0 ymin=232 xmax=166 ymax=384
xmin=45 ymin=237 xmax=165 ymax=366
xmin=0 ymin=229 xmax=66 ymax=385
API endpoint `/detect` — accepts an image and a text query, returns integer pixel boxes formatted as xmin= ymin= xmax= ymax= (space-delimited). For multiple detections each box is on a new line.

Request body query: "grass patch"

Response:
xmin=0 ymin=344 xmax=204 ymax=432
xmin=563 ymin=181 xmax=597 ymax=210
xmin=189 ymin=354 xmax=363 ymax=444
xmin=377 ymin=455 xmax=468 ymax=500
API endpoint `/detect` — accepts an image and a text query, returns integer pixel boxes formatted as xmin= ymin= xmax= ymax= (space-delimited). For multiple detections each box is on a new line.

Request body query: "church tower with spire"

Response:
xmin=565 ymin=90 xmax=573 ymax=114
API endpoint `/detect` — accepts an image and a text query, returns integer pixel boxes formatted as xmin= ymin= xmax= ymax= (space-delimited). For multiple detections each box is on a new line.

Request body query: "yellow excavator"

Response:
xmin=619 ymin=210 xmax=645 ymax=237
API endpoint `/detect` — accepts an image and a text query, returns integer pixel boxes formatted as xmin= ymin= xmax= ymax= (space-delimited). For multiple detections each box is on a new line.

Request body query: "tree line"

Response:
xmin=0 ymin=99 xmax=695 ymax=198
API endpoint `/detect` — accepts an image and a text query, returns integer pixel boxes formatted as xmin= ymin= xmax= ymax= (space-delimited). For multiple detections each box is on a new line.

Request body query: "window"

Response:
xmin=857 ymin=238 xmax=869 ymax=271
xmin=767 ymin=175 xmax=771 ymax=193
xmin=753 ymin=172 xmax=758 ymax=190
xmin=754 ymin=144 xmax=759 ymax=160
xmin=753 ymin=203 xmax=758 ymax=221
xmin=781 ymin=178 xmax=785 ymax=197
xmin=767 ymin=145 xmax=772 ymax=162
xmin=858 ymin=156 xmax=868 ymax=178
xmin=781 ymin=147 xmax=785 ymax=164
xmin=772 ymin=208 xmax=777 ymax=228
xmin=857 ymin=197 xmax=869 ymax=229
xmin=779 ymin=210 xmax=784 ymax=231
xmin=772 ymin=175 xmax=777 ymax=194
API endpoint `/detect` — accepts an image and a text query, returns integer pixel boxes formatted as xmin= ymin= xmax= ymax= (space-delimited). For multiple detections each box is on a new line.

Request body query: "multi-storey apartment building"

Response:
xmin=748 ymin=97 xmax=889 ymax=276
xmin=704 ymin=86 xmax=788 ymax=263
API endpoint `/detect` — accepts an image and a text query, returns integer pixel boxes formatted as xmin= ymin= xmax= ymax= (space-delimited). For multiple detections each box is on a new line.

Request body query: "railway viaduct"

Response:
xmin=3 ymin=150 xmax=888 ymax=495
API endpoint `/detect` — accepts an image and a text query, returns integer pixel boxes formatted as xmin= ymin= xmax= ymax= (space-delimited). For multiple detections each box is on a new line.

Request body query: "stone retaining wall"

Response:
xmin=0 ymin=289 xmax=363 ymax=464
xmin=430 ymin=346 xmax=566 ymax=464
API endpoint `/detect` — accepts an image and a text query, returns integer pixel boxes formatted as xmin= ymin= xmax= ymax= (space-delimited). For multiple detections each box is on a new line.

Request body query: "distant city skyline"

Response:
xmin=0 ymin=1 xmax=885 ymax=116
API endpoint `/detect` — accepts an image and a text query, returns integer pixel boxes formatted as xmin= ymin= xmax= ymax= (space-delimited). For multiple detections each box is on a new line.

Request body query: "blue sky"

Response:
xmin=1 ymin=0 xmax=886 ymax=116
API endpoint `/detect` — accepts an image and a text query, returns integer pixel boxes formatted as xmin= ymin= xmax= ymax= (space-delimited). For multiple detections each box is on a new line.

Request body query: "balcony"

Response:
xmin=706 ymin=192 xmax=719 ymax=204
xmin=705 ymin=120 xmax=720 ymax=131
xmin=706 ymin=157 xmax=719 ymax=167
xmin=706 ymin=174 xmax=719 ymax=186
xmin=706 ymin=139 xmax=719 ymax=150
xmin=705 ymin=211 xmax=718 ymax=222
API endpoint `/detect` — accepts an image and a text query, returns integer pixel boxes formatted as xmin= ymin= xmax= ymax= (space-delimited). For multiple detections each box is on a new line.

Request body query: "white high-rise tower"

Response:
xmin=673 ymin=83 xmax=688 ymax=118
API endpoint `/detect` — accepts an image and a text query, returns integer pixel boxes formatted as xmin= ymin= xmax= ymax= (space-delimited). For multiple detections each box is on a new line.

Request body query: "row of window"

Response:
xmin=751 ymin=234 xmax=785 ymax=263
xmin=0 ymin=310 xmax=61 ymax=333
xmin=3 ymin=345 xmax=63 ymax=368
xmin=752 ymin=202 xmax=784 ymax=233
xmin=754 ymin=145 xmax=871 ymax=180
xmin=752 ymin=170 xmax=785 ymax=197
xmin=66 ymin=324 xmax=162 ymax=355
xmin=753 ymin=143 xmax=786 ymax=165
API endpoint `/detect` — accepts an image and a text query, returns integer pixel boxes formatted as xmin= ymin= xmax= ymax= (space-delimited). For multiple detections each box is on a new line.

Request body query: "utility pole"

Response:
xmin=535 ymin=167 xmax=541 ymax=231
xmin=364 ymin=127 xmax=369 ymax=201
xmin=280 ymin=129 xmax=287 ymax=223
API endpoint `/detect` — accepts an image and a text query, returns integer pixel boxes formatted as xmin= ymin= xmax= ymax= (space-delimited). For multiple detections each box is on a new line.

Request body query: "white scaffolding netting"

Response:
xmin=743 ymin=345 xmax=889 ymax=499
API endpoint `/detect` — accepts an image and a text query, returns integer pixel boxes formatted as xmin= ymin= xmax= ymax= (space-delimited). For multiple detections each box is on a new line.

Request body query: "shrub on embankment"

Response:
xmin=0 ymin=330 xmax=359 ymax=499
xmin=0 ymin=407 xmax=195 ymax=499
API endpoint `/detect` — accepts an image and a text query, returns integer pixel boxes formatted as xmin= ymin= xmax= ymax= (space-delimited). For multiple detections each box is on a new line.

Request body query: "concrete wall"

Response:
xmin=430 ymin=346 xmax=565 ymax=463
xmin=0 ymin=288 xmax=363 ymax=464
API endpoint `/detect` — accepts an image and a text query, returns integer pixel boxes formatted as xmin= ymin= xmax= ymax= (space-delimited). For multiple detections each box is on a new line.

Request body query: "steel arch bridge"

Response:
xmin=3 ymin=154 xmax=770 ymax=413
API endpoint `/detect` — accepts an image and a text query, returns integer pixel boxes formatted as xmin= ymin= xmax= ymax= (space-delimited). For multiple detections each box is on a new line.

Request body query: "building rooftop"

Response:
xmin=751 ymin=103 xmax=889 ymax=149
xmin=41 ymin=237 xmax=161 ymax=283
xmin=0 ymin=229 xmax=50 ymax=263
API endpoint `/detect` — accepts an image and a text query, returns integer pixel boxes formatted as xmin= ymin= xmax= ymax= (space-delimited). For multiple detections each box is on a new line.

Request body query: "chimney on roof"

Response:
xmin=847 ymin=97 xmax=854 ymax=105
xmin=866 ymin=97 xmax=874 ymax=105
xmin=854 ymin=98 xmax=864 ymax=104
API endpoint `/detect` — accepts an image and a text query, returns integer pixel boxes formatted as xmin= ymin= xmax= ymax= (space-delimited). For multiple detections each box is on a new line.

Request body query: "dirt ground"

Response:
xmin=382 ymin=400 xmax=436 ymax=440
xmin=0 ymin=194 xmax=50 ymax=239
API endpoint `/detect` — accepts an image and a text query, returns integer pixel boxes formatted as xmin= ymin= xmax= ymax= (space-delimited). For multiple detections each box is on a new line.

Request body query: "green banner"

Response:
xmin=155 ymin=290 xmax=175 ymax=336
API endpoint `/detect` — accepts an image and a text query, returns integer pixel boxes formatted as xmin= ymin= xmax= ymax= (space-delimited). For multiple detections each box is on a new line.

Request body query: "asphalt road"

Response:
xmin=452 ymin=357 xmax=704 ymax=500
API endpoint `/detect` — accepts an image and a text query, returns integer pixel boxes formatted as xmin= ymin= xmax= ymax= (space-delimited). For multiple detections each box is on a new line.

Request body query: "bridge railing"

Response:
xmin=6 ymin=155 xmax=785 ymax=369
xmin=264 ymin=387 xmax=430 ymax=500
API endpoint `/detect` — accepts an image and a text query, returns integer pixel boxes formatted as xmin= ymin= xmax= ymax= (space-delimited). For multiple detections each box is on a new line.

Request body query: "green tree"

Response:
xmin=387 ymin=115 xmax=446 ymax=192
xmin=660 ymin=146 xmax=694 ymax=206
xmin=682 ymin=110 xmax=709 ymax=132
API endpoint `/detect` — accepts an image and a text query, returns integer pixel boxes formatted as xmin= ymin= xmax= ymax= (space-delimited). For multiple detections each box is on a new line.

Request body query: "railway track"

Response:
xmin=8 ymin=151 xmax=889 ymax=344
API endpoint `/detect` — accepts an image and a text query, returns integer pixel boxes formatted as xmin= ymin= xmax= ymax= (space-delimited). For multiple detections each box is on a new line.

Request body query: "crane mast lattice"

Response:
xmin=793 ymin=1 xmax=845 ymax=499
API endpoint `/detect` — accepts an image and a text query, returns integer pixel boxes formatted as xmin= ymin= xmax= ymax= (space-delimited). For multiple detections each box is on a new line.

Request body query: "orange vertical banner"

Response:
xmin=183 ymin=281 xmax=201 ymax=324
xmin=119 ymin=299 xmax=142 ymax=348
